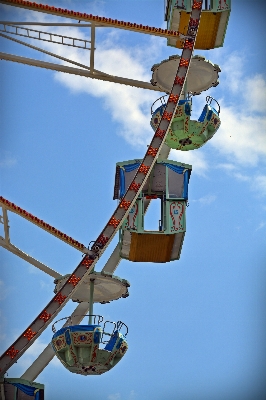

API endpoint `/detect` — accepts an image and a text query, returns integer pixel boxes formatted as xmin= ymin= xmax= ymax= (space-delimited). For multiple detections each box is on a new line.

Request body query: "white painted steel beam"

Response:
xmin=1 ymin=207 xmax=10 ymax=243
xmin=0 ymin=238 xmax=61 ymax=279
xmin=0 ymin=52 xmax=162 ymax=91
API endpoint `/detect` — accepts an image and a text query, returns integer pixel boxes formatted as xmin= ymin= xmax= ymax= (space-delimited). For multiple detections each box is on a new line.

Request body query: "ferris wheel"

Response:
xmin=0 ymin=0 xmax=231 ymax=398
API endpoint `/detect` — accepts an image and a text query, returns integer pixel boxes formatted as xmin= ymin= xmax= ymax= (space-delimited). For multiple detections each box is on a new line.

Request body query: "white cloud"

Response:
xmin=255 ymin=221 xmax=266 ymax=231
xmin=10 ymin=17 xmax=265 ymax=183
xmin=52 ymin=44 xmax=158 ymax=147
xmin=19 ymin=19 xmax=161 ymax=148
xmin=216 ymin=163 xmax=236 ymax=172
xmin=210 ymin=103 xmax=266 ymax=166
xmin=170 ymin=149 xmax=208 ymax=176
xmin=40 ymin=279 xmax=54 ymax=292
xmin=252 ymin=175 xmax=266 ymax=197
xmin=0 ymin=280 xmax=8 ymax=300
xmin=209 ymin=51 xmax=266 ymax=168
xmin=15 ymin=337 xmax=47 ymax=372
xmin=28 ymin=264 xmax=41 ymax=275
xmin=220 ymin=52 xmax=244 ymax=94
xmin=108 ymin=393 xmax=121 ymax=400
xmin=0 ymin=309 xmax=7 ymax=342
xmin=0 ymin=152 xmax=17 ymax=168
xmin=216 ymin=164 xmax=266 ymax=197
xmin=193 ymin=194 xmax=217 ymax=206
xmin=128 ymin=390 xmax=136 ymax=400
xmin=50 ymin=353 xmax=61 ymax=367
xmin=244 ymin=75 xmax=266 ymax=113
xmin=232 ymin=172 xmax=250 ymax=182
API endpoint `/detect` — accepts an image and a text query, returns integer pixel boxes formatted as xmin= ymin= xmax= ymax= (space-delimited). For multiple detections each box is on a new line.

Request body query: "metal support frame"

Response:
xmin=90 ymin=23 xmax=95 ymax=74
xmin=1 ymin=207 xmax=10 ymax=243
xmin=0 ymin=206 xmax=61 ymax=278
xmin=0 ymin=0 xmax=188 ymax=40
xmin=0 ymin=238 xmax=61 ymax=279
xmin=0 ymin=23 xmax=92 ymax=50
xmin=88 ymin=279 xmax=95 ymax=325
xmin=0 ymin=52 xmax=162 ymax=91
xmin=0 ymin=32 xmax=94 ymax=71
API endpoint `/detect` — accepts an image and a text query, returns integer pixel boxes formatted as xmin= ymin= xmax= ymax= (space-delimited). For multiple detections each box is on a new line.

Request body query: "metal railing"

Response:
xmin=52 ymin=314 xmax=103 ymax=333
xmin=151 ymin=95 xmax=168 ymax=115
xmin=52 ymin=315 xmax=128 ymax=341
xmin=0 ymin=24 xmax=92 ymax=50
xmin=206 ymin=95 xmax=220 ymax=115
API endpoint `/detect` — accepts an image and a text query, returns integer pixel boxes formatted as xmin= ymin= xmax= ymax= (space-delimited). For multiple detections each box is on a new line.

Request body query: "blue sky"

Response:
xmin=0 ymin=1 xmax=266 ymax=399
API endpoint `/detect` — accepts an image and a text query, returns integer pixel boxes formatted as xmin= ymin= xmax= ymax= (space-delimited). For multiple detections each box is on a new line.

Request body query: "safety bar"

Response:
xmin=206 ymin=95 xmax=220 ymax=115
xmin=151 ymin=95 xmax=168 ymax=115
xmin=52 ymin=314 xmax=104 ymax=333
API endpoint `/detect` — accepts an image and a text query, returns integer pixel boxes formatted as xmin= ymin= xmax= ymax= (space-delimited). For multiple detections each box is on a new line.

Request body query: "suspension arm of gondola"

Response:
xmin=0 ymin=1 xmax=203 ymax=376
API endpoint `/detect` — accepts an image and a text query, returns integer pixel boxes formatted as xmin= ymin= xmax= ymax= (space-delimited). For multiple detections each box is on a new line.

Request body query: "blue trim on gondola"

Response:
xmin=152 ymin=104 xmax=166 ymax=116
xmin=183 ymin=170 xmax=189 ymax=200
xmin=104 ymin=330 xmax=119 ymax=351
xmin=94 ymin=329 xmax=101 ymax=344
xmin=207 ymin=110 xmax=213 ymax=121
xmin=65 ymin=329 xmax=71 ymax=345
xmin=185 ymin=102 xmax=191 ymax=116
xmin=198 ymin=104 xmax=208 ymax=122
xmin=119 ymin=163 xmax=140 ymax=197
xmin=8 ymin=382 xmax=40 ymax=399
xmin=161 ymin=162 xmax=186 ymax=175
xmin=161 ymin=163 xmax=190 ymax=200
xmin=52 ymin=324 xmax=101 ymax=339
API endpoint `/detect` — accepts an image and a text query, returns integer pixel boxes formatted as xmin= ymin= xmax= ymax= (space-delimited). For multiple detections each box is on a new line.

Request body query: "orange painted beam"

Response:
xmin=0 ymin=196 xmax=88 ymax=252
xmin=0 ymin=0 xmax=184 ymax=40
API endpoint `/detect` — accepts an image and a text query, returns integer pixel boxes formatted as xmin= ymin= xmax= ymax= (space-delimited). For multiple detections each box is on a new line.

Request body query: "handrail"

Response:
xmin=206 ymin=95 xmax=220 ymax=115
xmin=52 ymin=315 xmax=128 ymax=341
xmin=151 ymin=95 xmax=168 ymax=115
xmin=116 ymin=320 xmax=128 ymax=337
xmin=52 ymin=314 xmax=104 ymax=333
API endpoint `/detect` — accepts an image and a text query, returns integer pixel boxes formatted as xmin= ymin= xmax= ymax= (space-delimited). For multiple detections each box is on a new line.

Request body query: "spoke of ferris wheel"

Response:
xmin=0 ymin=30 xmax=138 ymax=80
xmin=0 ymin=238 xmax=61 ymax=278
xmin=0 ymin=52 xmax=162 ymax=91
xmin=0 ymin=23 xmax=92 ymax=50
xmin=20 ymin=301 xmax=90 ymax=381
xmin=0 ymin=205 xmax=62 ymax=278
